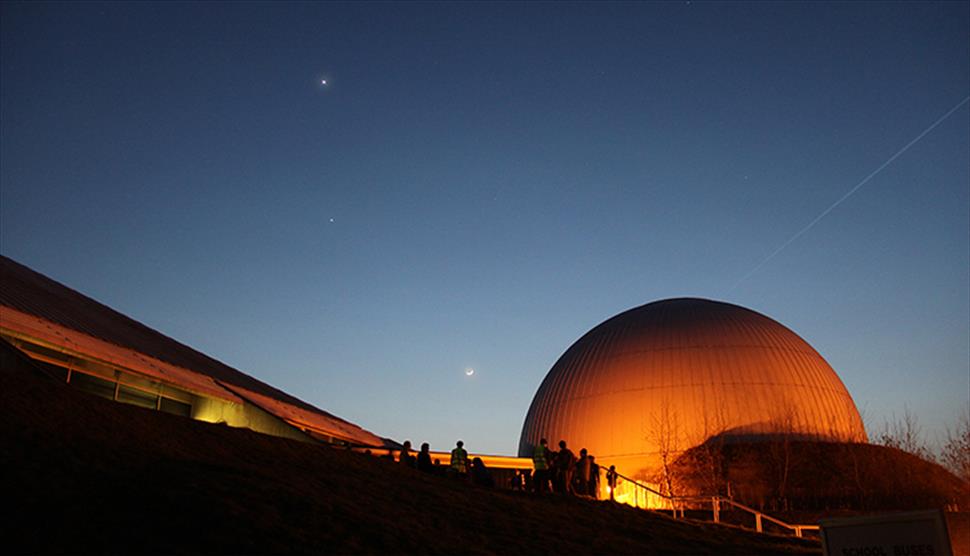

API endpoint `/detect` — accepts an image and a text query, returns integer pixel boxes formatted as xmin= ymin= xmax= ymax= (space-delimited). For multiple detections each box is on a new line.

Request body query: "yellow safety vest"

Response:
xmin=533 ymin=445 xmax=548 ymax=471
xmin=450 ymin=448 xmax=468 ymax=473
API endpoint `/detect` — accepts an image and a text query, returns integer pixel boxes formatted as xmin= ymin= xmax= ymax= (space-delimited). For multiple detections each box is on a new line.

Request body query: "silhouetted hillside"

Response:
xmin=1 ymin=342 xmax=820 ymax=555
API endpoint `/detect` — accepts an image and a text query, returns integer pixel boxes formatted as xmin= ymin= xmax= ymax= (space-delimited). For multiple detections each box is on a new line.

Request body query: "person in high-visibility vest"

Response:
xmin=450 ymin=440 xmax=468 ymax=477
xmin=532 ymin=438 xmax=550 ymax=494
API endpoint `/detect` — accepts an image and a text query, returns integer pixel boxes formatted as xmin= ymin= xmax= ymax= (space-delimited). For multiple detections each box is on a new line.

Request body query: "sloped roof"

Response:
xmin=0 ymin=254 xmax=387 ymax=447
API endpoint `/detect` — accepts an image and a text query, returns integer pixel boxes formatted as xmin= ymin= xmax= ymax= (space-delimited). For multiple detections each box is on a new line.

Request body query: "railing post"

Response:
xmin=795 ymin=526 xmax=802 ymax=538
xmin=755 ymin=513 xmax=763 ymax=533
xmin=712 ymin=497 xmax=719 ymax=523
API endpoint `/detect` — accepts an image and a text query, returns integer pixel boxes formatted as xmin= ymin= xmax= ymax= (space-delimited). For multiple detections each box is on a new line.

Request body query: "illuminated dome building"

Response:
xmin=519 ymin=298 xmax=866 ymax=488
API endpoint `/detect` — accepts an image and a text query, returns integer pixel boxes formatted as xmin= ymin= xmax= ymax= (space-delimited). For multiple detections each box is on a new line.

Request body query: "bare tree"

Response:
xmin=767 ymin=404 xmax=798 ymax=510
xmin=650 ymin=399 xmax=682 ymax=498
xmin=939 ymin=409 xmax=970 ymax=484
xmin=857 ymin=404 xmax=873 ymax=443
xmin=698 ymin=403 xmax=729 ymax=496
xmin=876 ymin=407 xmax=934 ymax=462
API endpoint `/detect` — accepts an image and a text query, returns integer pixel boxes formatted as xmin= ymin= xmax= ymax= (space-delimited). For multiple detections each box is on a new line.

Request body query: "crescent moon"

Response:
xmin=465 ymin=368 xmax=475 ymax=376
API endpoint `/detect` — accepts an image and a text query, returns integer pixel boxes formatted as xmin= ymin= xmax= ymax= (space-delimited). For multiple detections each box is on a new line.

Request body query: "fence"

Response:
xmin=353 ymin=445 xmax=819 ymax=538
xmin=608 ymin=470 xmax=820 ymax=538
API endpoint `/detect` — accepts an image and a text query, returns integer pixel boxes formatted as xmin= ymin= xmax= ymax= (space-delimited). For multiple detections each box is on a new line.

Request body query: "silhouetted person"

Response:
xmin=607 ymin=465 xmax=618 ymax=501
xmin=576 ymin=448 xmax=591 ymax=496
xmin=555 ymin=440 xmax=576 ymax=494
xmin=417 ymin=442 xmax=434 ymax=473
xmin=399 ymin=440 xmax=416 ymax=467
xmin=510 ymin=469 xmax=524 ymax=490
xmin=589 ymin=455 xmax=600 ymax=499
xmin=532 ymin=438 xmax=551 ymax=494
xmin=471 ymin=457 xmax=494 ymax=488
xmin=547 ymin=444 xmax=558 ymax=487
xmin=450 ymin=440 xmax=469 ymax=478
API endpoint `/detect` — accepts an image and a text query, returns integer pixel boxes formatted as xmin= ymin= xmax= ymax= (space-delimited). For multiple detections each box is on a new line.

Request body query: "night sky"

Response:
xmin=2 ymin=1 xmax=968 ymax=456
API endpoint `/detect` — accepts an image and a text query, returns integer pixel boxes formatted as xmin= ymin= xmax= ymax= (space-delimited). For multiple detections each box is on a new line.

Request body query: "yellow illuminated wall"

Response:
xmin=190 ymin=396 xmax=311 ymax=442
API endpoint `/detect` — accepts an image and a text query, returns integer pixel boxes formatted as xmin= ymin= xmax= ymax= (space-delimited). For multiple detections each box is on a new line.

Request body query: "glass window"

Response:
xmin=13 ymin=339 xmax=72 ymax=364
xmin=72 ymin=357 xmax=116 ymax=381
xmin=118 ymin=385 xmax=158 ymax=410
xmin=159 ymin=384 xmax=193 ymax=404
xmin=159 ymin=397 xmax=192 ymax=418
xmin=118 ymin=371 xmax=159 ymax=392
xmin=70 ymin=372 xmax=116 ymax=400
xmin=34 ymin=360 xmax=69 ymax=382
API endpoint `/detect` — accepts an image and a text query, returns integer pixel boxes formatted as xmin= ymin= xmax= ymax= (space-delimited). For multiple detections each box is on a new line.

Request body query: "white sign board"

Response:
xmin=820 ymin=509 xmax=953 ymax=556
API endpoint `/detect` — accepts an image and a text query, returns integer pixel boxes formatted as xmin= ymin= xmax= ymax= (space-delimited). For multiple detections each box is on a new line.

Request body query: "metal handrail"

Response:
xmin=609 ymin=470 xmax=820 ymax=537
xmin=350 ymin=444 xmax=819 ymax=538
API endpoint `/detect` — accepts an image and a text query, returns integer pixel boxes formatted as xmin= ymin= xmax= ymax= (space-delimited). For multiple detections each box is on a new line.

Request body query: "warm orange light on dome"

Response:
xmin=518 ymin=298 xmax=866 ymax=482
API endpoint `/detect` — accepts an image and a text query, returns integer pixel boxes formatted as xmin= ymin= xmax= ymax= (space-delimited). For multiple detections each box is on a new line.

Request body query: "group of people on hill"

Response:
xmin=393 ymin=437 xmax=612 ymax=498
xmin=395 ymin=440 xmax=438 ymax=474
xmin=531 ymin=438 xmax=601 ymax=497
xmin=396 ymin=439 xmax=495 ymax=488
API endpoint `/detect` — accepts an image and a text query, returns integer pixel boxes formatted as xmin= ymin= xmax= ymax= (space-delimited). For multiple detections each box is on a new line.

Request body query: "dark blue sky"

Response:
xmin=2 ymin=1 xmax=968 ymax=455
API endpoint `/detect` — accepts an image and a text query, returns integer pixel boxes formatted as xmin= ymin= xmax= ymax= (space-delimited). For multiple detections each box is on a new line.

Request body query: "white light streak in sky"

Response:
xmin=732 ymin=95 xmax=970 ymax=291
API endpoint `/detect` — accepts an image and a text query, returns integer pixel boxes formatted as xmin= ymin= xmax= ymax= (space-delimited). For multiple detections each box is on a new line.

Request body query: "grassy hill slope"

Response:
xmin=1 ymin=344 xmax=820 ymax=555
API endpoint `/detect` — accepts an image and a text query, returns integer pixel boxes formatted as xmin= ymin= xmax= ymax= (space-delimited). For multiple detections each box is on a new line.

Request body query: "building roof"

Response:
xmin=0 ymin=254 xmax=388 ymax=447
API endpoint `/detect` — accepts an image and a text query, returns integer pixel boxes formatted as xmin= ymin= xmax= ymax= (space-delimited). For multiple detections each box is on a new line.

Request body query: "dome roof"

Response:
xmin=518 ymin=298 xmax=866 ymax=478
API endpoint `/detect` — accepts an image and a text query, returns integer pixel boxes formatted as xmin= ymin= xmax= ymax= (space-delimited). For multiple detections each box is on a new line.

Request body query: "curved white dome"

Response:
xmin=518 ymin=298 xmax=866 ymax=479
